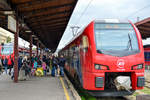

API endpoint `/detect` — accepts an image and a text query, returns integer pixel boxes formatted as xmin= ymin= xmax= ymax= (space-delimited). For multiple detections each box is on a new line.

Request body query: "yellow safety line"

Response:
xmin=60 ymin=77 xmax=70 ymax=100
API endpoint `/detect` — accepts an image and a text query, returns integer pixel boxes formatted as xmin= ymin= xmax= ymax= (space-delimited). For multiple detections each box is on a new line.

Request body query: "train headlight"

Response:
xmin=95 ymin=64 xmax=109 ymax=70
xmin=132 ymin=64 xmax=143 ymax=70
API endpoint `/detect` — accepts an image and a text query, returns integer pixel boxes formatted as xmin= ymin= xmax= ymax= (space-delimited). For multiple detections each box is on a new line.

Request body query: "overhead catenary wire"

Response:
xmin=75 ymin=0 xmax=93 ymax=25
xmin=126 ymin=4 xmax=150 ymax=19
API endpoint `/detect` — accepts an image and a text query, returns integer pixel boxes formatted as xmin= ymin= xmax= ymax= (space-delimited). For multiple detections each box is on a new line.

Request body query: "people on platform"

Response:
xmin=3 ymin=57 xmax=8 ymax=74
xmin=9 ymin=52 xmax=67 ymax=81
xmin=0 ymin=57 xmax=3 ymax=74
xmin=42 ymin=61 xmax=47 ymax=76
xmin=58 ymin=55 xmax=66 ymax=77
xmin=51 ymin=55 xmax=58 ymax=77
xmin=8 ymin=56 xmax=14 ymax=76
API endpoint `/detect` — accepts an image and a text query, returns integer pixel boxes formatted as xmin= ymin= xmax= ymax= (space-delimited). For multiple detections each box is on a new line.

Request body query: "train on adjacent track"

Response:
xmin=144 ymin=45 xmax=150 ymax=67
xmin=0 ymin=43 xmax=30 ymax=59
xmin=59 ymin=19 xmax=145 ymax=96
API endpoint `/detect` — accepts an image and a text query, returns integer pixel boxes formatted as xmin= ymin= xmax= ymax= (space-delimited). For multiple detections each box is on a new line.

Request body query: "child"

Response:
xmin=42 ymin=61 xmax=47 ymax=76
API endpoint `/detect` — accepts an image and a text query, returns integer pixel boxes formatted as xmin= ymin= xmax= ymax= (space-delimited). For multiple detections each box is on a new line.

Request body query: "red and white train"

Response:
xmin=0 ymin=43 xmax=30 ymax=59
xmin=59 ymin=19 xmax=145 ymax=96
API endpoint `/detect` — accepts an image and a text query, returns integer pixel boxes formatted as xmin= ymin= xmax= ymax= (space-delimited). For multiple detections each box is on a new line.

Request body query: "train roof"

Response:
xmin=60 ymin=28 xmax=85 ymax=51
xmin=94 ymin=19 xmax=129 ymax=23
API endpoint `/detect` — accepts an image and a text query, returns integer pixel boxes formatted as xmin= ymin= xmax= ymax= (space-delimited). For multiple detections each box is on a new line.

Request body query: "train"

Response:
xmin=144 ymin=45 xmax=150 ymax=69
xmin=0 ymin=43 xmax=30 ymax=59
xmin=59 ymin=19 xmax=145 ymax=96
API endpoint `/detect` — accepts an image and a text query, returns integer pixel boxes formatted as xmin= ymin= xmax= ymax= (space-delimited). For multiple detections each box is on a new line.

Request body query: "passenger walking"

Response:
xmin=33 ymin=60 xmax=38 ymax=69
xmin=18 ymin=56 xmax=23 ymax=71
xmin=18 ymin=61 xmax=26 ymax=80
xmin=51 ymin=55 xmax=58 ymax=77
xmin=49 ymin=56 xmax=53 ymax=72
xmin=58 ymin=55 xmax=66 ymax=77
xmin=3 ymin=57 xmax=8 ymax=74
xmin=11 ymin=56 xmax=22 ymax=80
xmin=0 ymin=57 xmax=3 ymax=74
xmin=42 ymin=61 xmax=47 ymax=76
xmin=8 ymin=57 xmax=14 ymax=75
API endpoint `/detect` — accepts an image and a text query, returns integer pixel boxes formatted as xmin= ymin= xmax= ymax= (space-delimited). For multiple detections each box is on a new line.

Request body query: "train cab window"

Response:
xmin=94 ymin=23 xmax=140 ymax=56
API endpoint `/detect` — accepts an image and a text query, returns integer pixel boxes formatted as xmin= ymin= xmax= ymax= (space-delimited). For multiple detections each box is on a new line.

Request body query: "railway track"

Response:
xmin=65 ymin=71 xmax=150 ymax=100
xmin=145 ymin=81 xmax=150 ymax=88
xmin=96 ymin=96 xmax=130 ymax=100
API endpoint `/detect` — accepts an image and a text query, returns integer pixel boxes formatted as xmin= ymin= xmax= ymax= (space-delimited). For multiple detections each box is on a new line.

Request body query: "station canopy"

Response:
xmin=135 ymin=17 xmax=150 ymax=39
xmin=0 ymin=0 xmax=77 ymax=52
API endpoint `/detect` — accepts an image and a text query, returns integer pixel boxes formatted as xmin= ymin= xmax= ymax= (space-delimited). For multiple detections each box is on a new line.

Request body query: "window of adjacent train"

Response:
xmin=1 ymin=46 xmax=13 ymax=55
xmin=94 ymin=23 xmax=139 ymax=56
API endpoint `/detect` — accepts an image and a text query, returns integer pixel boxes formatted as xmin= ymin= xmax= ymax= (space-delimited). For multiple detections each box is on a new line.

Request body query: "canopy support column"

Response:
xmin=30 ymin=35 xmax=33 ymax=67
xmin=14 ymin=20 xmax=19 ymax=83
xmin=36 ymin=40 xmax=39 ymax=56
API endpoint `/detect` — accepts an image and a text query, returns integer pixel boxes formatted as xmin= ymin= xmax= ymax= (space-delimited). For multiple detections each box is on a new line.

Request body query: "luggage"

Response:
xmin=51 ymin=67 xmax=56 ymax=76
xmin=35 ymin=67 xmax=44 ymax=77
xmin=18 ymin=69 xmax=26 ymax=81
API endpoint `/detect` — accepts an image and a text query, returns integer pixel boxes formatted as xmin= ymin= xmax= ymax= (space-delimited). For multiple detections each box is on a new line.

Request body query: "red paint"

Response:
xmin=60 ymin=20 xmax=145 ymax=93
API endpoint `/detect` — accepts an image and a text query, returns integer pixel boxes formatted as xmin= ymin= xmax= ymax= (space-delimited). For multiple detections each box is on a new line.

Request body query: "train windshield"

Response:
xmin=94 ymin=23 xmax=140 ymax=56
xmin=1 ymin=46 xmax=13 ymax=55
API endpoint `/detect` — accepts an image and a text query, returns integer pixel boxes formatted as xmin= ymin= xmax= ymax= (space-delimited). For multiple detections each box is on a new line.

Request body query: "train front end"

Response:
xmin=83 ymin=20 xmax=145 ymax=96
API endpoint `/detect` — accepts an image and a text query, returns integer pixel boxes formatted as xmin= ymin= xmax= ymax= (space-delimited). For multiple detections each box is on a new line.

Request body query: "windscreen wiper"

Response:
xmin=97 ymin=49 xmax=102 ymax=53
xmin=126 ymin=33 xmax=133 ymax=50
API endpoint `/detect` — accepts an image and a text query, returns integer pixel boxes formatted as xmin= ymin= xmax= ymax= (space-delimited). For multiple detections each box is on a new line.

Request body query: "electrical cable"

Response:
xmin=75 ymin=0 xmax=93 ymax=25
xmin=126 ymin=4 xmax=150 ymax=18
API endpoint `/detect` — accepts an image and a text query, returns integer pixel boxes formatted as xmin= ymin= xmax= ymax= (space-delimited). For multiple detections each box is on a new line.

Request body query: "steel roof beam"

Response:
xmin=25 ymin=6 xmax=71 ymax=19
xmin=29 ymin=16 xmax=68 ymax=23
xmin=138 ymin=26 xmax=150 ymax=32
xmin=26 ymin=9 xmax=72 ymax=21
xmin=15 ymin=0 xmax=51 ymax=5
xmin=31 ymin=20 xmax=67 ymax=27
xmin=17 ymin=0 xmax=76 ymax=12
xmin=30 ymin=17 xmax=68 ymax=25
xmin=22 ymin=2 xmax=74 ymax=16
xmin=33 ymin=25 xmax=66 ymax=31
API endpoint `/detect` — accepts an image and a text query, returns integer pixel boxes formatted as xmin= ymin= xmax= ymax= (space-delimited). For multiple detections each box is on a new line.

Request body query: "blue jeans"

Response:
xmin=4 ymin=65 xmax=7 ymax=74
xmin=43 ymin=70 xmax=46 ymax=76
xmin=60 ymin=66 xmax=64 ymax=76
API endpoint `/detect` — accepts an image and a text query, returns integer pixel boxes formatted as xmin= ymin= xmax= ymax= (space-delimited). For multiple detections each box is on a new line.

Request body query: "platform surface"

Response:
xmin=0 ymin=73 xmax=74 ymax=100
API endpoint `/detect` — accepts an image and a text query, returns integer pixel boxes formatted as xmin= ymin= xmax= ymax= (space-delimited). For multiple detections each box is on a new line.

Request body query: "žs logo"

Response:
xmin=117 ymin=59 xmax=125 ymax=68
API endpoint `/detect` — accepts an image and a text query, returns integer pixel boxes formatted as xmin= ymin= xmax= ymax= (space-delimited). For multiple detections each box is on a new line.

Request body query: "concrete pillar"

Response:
xmin=14 ymin=20 xmax=19 ymax=83
xmin=29 ymin=35 xmax=32 ymax=67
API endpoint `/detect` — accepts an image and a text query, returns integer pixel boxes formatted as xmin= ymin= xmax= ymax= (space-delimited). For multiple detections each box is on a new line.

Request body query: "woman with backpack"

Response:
xmin=8 ymin=57 xmax=14 ymax=75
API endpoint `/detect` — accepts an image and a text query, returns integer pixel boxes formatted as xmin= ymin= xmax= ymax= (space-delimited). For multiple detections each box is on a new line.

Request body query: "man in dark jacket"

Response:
xmin=51 ymin=55 xmax=58 ymax=76
xmin=0 ymin=57 xmax=3 ymax=74
xmin=58 ymin=55 xmax=66 ymax=76
xmin=4 ymin=57 xmax=8 ymax=74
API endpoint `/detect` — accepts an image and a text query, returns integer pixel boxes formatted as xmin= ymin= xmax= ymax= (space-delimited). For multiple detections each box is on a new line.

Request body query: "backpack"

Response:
xmin=8 ymin=59 xmax=12 ymax=65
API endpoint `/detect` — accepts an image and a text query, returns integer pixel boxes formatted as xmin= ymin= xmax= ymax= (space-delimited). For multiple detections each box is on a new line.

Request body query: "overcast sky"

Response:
xmin=57 ymin=0 xmax=150 ymax=50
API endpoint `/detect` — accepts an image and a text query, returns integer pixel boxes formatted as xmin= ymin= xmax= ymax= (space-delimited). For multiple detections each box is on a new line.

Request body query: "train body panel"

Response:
xmin=60 ymin=19 xmax=145 ymax=96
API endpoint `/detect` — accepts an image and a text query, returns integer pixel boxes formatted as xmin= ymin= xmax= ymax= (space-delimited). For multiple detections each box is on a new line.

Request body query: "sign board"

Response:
xmin=8 ymin=16 xmax=16 ymax=32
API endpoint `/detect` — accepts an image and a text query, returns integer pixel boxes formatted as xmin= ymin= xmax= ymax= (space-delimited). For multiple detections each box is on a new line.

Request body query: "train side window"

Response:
xmin=82 ymin=35 xmax=89 ymax=52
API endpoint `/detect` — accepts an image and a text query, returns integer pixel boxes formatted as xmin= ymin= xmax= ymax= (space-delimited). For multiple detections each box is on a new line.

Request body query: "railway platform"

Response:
xmin=0 ymin=73 xmax=75 ymax=100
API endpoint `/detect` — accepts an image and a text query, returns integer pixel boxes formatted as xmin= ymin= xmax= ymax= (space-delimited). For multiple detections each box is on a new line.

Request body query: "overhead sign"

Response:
xmin=8 ymin=16 xmax=16 ymax=32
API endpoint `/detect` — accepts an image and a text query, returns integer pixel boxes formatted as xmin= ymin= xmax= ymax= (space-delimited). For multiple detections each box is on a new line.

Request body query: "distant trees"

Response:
xmin=6 ymin=36 xmax=11 ymax=43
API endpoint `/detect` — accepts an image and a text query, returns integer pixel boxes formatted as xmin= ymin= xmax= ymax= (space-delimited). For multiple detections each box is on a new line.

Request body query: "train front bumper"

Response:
xmin=83 ymin=71 xmax=145 ymax=90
